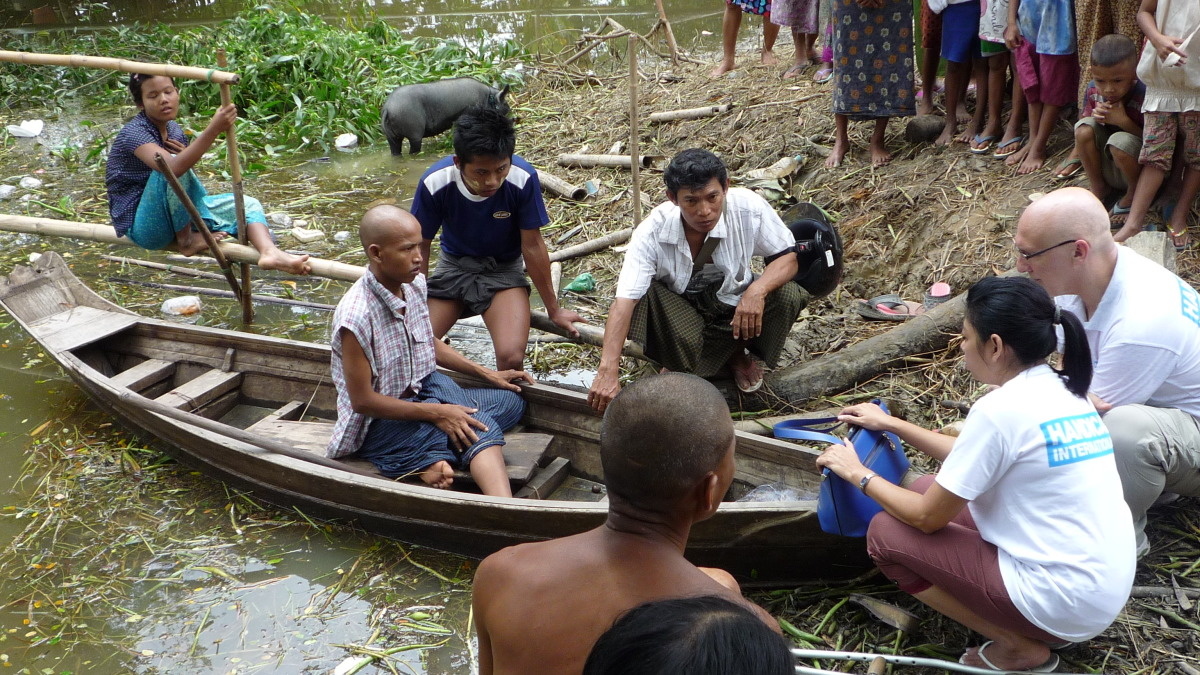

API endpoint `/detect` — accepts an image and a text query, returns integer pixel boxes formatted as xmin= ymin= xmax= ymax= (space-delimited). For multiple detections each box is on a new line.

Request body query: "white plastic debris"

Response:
xmin=161 ymin=295 xmax=202 ymax=316
xmin=28 ymin=252 xmax=42 ymax=264
xmin=5 ymin=119 xmax=44 ymax=138
xmin=18 ymin=176 xmax=43 ymax=190
xmin=18 ymin=193 xmax=33 ymax=202
xmin=0 ymin=185 xmax=16 ymax=199
xmin=333 ymin=230 xmax=351 ymax=242
xmin=292 ymin=219 xmax=308 ymax=229
xmin=291 ymin=226 xmax=325 ymax=243
xmin=266 ymin=212 xmax=293 ymax=227
xmin=334 ymin=133 xmax=358 ymax=150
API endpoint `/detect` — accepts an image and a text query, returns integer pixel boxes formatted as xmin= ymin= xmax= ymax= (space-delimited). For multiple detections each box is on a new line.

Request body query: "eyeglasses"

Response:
xmin=1014 ymin=239 xmax=1076 ymax=260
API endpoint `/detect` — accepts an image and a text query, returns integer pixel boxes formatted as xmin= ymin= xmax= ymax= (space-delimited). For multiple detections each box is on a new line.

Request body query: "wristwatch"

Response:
xmin=858 ymin=473 xmax=878 ymax=492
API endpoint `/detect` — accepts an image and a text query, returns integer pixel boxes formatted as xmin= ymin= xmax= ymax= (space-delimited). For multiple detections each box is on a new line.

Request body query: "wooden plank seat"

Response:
xmin=108 ymin=359 xmax=176 ymax=392
xmin=245 ymin=401 xmax=554 ymax=489
xmin=29 ymin=305 xmax=139 ymax=352
xmin=155 ymin=369 xmax=242 ymax=412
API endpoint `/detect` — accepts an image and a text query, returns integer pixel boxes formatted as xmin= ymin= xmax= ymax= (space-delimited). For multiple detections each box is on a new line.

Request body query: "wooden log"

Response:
xmin=648 ymin=105 xmax=733 ymax=123
xmin=0 ymin=214 xmax=363 ymax=281
xmin=557 ymin=153 xmax=661 ymax=169
xmin=905 ymin=114 xmax=946 ymax=144
xmin=152 ymin=153 xmax=244 ymax=301
xmin=0 ymin=50 xmax=239 ymax=83
xmin=218 ymin=49 xmax=254 ymax=324
xmin=549 ymin=228 xmax=633 ymax=262
xmin=628 ymin=35 xmax=643 ymax=226
xmin=539 ymin=171 xmax=587 ymax=201
xmin=110 ymin=277 xmax=336 ymax=311
xmin=653 ymin=0 xmax=680 ymax=63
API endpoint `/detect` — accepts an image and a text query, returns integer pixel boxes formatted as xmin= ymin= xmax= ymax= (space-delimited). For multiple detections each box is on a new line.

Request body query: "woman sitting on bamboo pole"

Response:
xmin=816 ymin=276 xmax=1135 ymax=673
xmin=105 ymin=74 xmax=310 ymax=274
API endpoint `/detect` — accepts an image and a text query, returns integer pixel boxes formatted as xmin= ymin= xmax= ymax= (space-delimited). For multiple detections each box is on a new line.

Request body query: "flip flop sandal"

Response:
xmin=923 ymin=282 xmax=952 ymax=309
xmin=1109 ymin=202 xmax=1131 ymax=230
xmin=968 ymin=135 xmax=998 ymax=154
xmin=782 ymin=63 xmax=808 ymax=79
xmin=813 ymin=67 xmax=834 ymax=84
xmin=1169 ymin=225 xmax=1190 ymax=251
xmin=992 ymin=135 xmax=1025 ymax=159
xmin=1053 ymin=158 xmax=1083 ymax=180
xmin=960 ymin=641 xmax=1061 ymax=673
xmin=854 ymin=294 xmax=922 ymax=321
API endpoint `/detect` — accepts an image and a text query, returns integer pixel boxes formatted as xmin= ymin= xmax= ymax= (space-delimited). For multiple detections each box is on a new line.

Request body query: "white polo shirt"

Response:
xmin=614 ymin=187 xmax=795 ymax=307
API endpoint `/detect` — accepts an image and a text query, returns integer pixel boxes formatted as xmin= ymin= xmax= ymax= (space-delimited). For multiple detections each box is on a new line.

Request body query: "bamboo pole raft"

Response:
xmin=647 ymin=105 xmax=733 ymax=123
xmin=0 ymin=50 xmax=239 ymax=84
xmin=0 ymin=213 xmax=645 ymax=359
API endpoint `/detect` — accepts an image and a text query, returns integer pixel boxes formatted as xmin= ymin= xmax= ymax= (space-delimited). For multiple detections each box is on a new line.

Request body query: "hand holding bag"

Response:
xmin=772 ymin=400 xmax=910 ymax=537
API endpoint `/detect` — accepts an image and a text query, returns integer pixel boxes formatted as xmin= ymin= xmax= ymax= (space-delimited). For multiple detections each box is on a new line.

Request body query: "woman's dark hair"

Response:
xmin=965 ymin=276 xmax=1092 ymax=397
xmin=452 ymin=103 xmax=515 ymax=163
xmin=127 ymin=73 xmax=169 ymax=105
xmin=583 ymin=596 xmax=793 ymax=675
xmin=664 ymin=148 xmax=728 ymax=197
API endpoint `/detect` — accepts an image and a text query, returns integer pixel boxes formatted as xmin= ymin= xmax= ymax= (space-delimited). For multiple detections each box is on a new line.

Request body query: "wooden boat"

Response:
xmin=0 ymin=253 xmax=870 ymax=585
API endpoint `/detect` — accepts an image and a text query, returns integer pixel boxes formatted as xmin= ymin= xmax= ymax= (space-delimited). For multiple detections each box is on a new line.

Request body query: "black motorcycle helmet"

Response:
xmin=779 ymin=202 xmax=843 ymax=299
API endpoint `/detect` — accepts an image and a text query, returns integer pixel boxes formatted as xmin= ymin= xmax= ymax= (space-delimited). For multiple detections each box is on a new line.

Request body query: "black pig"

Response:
xmin=381 ymin=78 xmax=510 ymax=155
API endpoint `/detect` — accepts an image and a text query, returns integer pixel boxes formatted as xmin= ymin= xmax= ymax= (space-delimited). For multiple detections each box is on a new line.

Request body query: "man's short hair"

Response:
xmin=600 ymin=373 xmax=734 ymax=507
xmin=1091 ymin=34 xmax=1138 ymax=68
xmin=453 ymin=104 xmax=515 ymax=163
xmin=664 ymin=149 xmax=728 ymax=196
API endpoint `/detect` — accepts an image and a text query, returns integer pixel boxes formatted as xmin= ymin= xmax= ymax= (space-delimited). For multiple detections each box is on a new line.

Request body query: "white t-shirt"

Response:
xmin=614 ymin=187 xmax=795 ymax=307
xmin=1056 ymin=246 xmax=1200 ymax=419
xmin=937 ymin=366 xmax=1136 ymax=642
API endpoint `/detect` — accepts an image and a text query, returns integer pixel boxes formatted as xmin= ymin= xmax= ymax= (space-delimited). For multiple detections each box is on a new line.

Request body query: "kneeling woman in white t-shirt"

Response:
xmin=817 ymin=276 xmax=1135 ymax=673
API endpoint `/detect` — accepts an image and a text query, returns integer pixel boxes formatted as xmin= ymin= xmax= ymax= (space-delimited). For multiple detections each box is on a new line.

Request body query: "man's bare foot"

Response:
xmin=825 ymin=138 xmax=849 ymax=168
xmin=1004 ymin=144 xmax=1030 ymax=167
xmin=870 ymin=141 xmax=893 ymax=167
xmin=935 ymin=125 xmax=955 ymax=147
xmin=727 ymin=351 xmax=764 ymax=393
xmin=258 ymin=247 xmax=312 ymax=275
xmin=960 ymin=642 xmax=1054 ymax=673
xmin=761 ymin=49 xmax=779 ymax=66
xmin=710 ymin=60 xmax=736 ymax=77
xmin=419 ymin=460 xmax=454 ymax=489
xmin=1016 ymin=150 xmax=1045 ymax=175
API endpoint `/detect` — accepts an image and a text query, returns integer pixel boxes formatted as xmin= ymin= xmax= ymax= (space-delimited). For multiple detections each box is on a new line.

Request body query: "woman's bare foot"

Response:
xmin=825 ymin=138 xmax=849 ymax=168
xmin=258 ymin=247 xmax=312 ymax=275
xmin=1016 ymin=149 xmax=1045 ymax=175
xmin=1004 ymin=144 xmax=1031 ymax=167
xmin=710 ymin=59 xmax=736 ymax=77
xmin=869 ymin=140 xmax=893 ymax=167
xmin=419 ymin=460 xmax=455 ymax=489
xmin=782 ymin=60 xmax=808 ymax=78
xmin=761 ymin=49 xmax=779 ymax=66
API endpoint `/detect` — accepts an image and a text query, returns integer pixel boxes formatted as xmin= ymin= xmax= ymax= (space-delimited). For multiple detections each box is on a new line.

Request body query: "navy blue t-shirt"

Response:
xmin=410 ymin=154 xmax=549 ymax=262
xmin=105 ymin=111 xmax=188 ymax=235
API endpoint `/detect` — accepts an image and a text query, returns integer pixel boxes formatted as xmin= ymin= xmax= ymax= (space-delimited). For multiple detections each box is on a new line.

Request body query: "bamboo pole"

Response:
xmin=648 ymin=105 xmax=733 ymax=123
xmin=110 ymin=277 xmax=336 ymax=311
xmin=556 ymin=153 xmax=660 ymax=169
xmin=0 ymin=50 xmax=239 ymax=83
xmin=538 ymin=170 xmax=587 ymax=201
xmin=218 ymin=49 xmax=254 ymax=324
xmin=548 ymin=228 xmax=633 ymax=262
xmin=628 ymin=35 xmax=642 ymax=225
xmin=152 ymin=153 xmax=243 ymax=300
xmin=101 ymin=254 xmax=225 ymax=280
xmin=653 ymin=0 xmax=680 ymax=63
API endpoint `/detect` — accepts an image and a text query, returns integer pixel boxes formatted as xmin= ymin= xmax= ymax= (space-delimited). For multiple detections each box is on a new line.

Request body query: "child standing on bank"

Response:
xmin=772 ymin=0 xmax=820 ymax=77
xmin=969 ymin=0 xmax=1014 ymax=154
xmin=1114 ymin=0 xmax=1200 ymax=249
xmin=1072 ymin=35 xmax=1146 ymax=227
xmin=712 ymin=0 xmax=781 ymax=76
xmin=1004 ymin=0 xmax=1080 ymax=175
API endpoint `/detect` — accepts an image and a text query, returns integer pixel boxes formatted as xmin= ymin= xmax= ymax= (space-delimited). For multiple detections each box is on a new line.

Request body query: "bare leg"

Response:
xmin=914 ymin=586 xmax=1053 ymax=672
xmin=428 ymin=297 xmax=467 ymax=339
xmin=958 ymin=56 xmax=988 ymax=143
xmin=804 ymin=31 xmax=819 ymax=62
xmin=1075 ymin=123 xmax=1109 ymax=202
xmin=1006 ymin=99 xmax=1040 ymax=167
xmin=1110 ymin=146 xmax=1143 ymax=217
xmin=826 ymin=113 xmax=850 ymax=168
xmin=761 ymin=17 xmax=780 ymax=65
xmin=869 ymin=117 xmax=892 ymax=166
xmin=937 ymin=60 xmax=969 ymax=146
xmin=956 ymin=69 xmax=972 ymax=123
xmin=419 ymin=460 xmax=455 ymax=489
xmin=247 ymin=223 xmax=311 ymax=274
xmin=480 ymin=287 xmax=532 ymax=371
xmin=1114 ymin=164 xmax=1165 ymax=242
xmin=971 ymin=52 xmax=1007 ymax=151
xmin=1165 ymin=166 xmax=1200 ymax=248
xmin=711 ymin=4 xmax=742 ymax=77
xmin=1017 ymin=102 xmax=1059 ymax=175
xmin=999 ymin=77 xmax=1026 ymax=152
xmin=783 ymin=27 xmax=808 ymax=76
xmin=469 ymin=445 xmax=513 ymax=497
xmin=919 ymin=43 xmax=940 ymax=115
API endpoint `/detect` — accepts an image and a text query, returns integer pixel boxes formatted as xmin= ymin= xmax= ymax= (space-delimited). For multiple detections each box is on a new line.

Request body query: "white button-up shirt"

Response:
xmin=615 ymin=187 xmax=795 ymax=306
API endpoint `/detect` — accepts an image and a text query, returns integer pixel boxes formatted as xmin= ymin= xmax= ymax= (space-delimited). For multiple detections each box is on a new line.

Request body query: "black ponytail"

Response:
xmin=965 ymin=276 xmax=1093 ymax=398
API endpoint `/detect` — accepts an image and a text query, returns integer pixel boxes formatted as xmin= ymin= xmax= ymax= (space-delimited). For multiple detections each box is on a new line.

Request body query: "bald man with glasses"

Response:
xmin=1014 ymin=187 xmax=1200 ymax=558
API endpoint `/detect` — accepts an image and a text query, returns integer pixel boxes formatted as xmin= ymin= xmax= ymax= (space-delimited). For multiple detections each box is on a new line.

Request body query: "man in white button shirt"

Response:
xmin=1014 ymin=187 xmax=1200 ymax=556
xmin=587 ymin=149 xmax=804 ymax=412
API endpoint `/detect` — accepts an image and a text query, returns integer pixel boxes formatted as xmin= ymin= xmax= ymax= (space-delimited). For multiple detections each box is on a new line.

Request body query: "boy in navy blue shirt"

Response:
xmin=411 ymin=105 xmax=583 ymax=370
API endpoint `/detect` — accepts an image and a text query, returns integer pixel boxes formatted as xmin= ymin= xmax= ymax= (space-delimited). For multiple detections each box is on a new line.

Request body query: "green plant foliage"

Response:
xmin=0 ymin=3 xmax=527 ymax=159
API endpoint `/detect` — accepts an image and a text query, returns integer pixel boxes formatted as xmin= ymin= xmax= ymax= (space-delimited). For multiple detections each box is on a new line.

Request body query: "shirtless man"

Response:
xmin=472 ymin=372 xmax=777 ymax=675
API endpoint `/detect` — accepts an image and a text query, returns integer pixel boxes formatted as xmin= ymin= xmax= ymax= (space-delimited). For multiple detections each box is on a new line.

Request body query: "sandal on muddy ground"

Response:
xmin=1109 ymin=202 xmax=1131 ymax=229
xmin=1053 ymin=157 xmax=1083 ymax=180
xmin=854 ymin=294 xmax=924 ymax=321
xmin=992 ymin=135 xmax=1025 ymax=159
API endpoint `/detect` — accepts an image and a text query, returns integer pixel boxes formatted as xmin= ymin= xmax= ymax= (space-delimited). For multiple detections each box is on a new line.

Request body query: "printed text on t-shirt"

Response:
xmin=1040 ymin=413 xmax=1112 ymax=467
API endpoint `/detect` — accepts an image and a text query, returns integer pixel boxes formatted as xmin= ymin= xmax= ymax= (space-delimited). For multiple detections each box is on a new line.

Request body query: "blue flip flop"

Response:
xmin=993 ymin=135 xmax=1025 ymax=159
xmin=969 ymin=134 xmax=998 ymax=154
